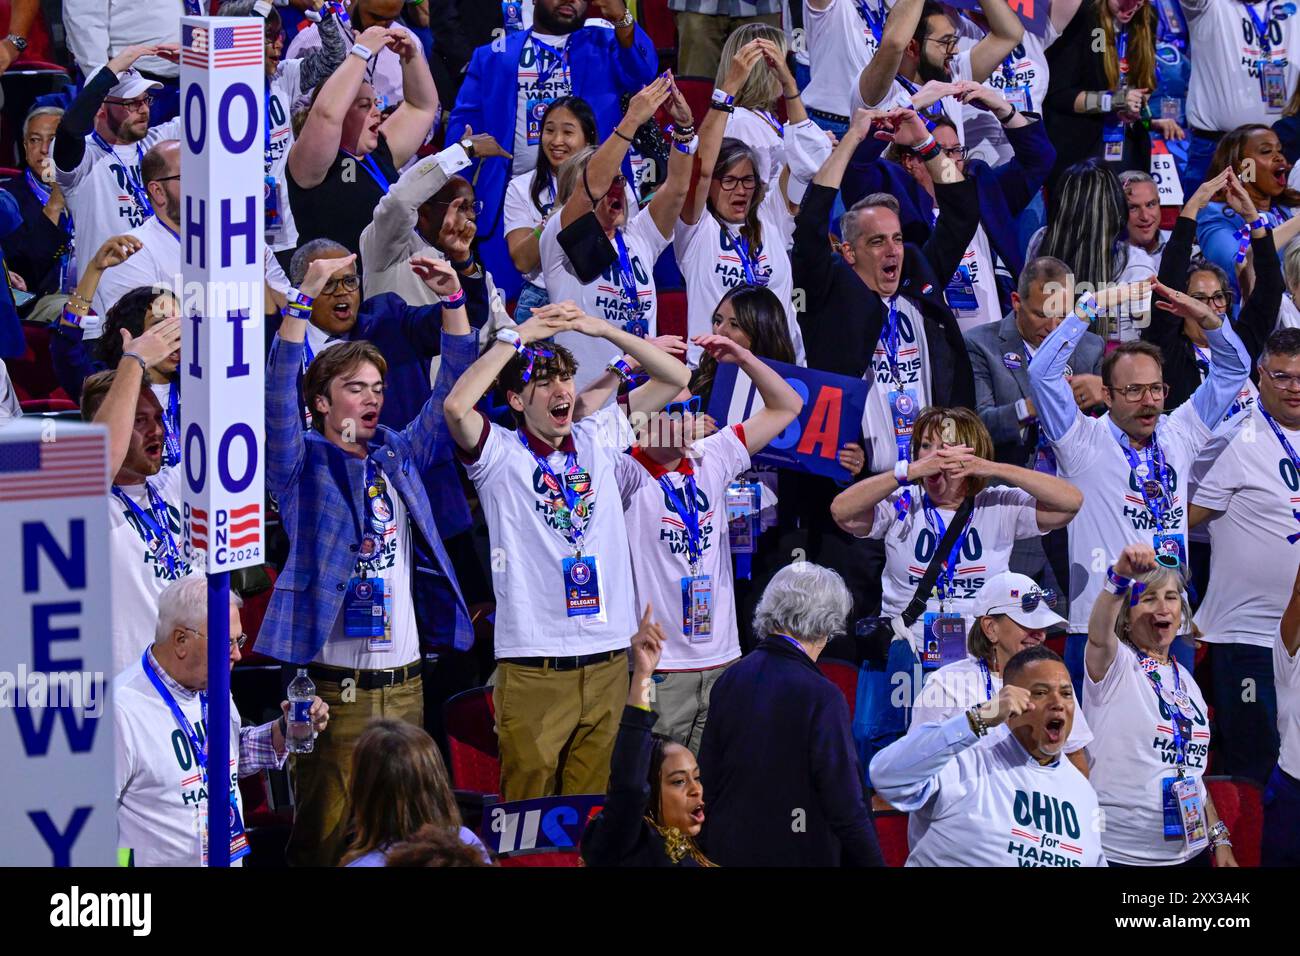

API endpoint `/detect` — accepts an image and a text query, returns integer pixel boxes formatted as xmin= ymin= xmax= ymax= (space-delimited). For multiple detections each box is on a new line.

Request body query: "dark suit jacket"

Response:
xmin=966 ymin=310 xmax=1105 ymax=466
xmin=698 ymin=638 xmax=884 ymax=867
xmin=1153 ymin=215 xmax=1283 ymax=410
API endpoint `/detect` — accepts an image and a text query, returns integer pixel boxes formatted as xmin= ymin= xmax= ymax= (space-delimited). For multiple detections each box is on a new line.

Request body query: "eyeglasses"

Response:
xmin=940 ymin=145 xmax=968 ymax=160
xmin=988 ymin=587 xmax=1057 ymax=616
xmin=1263 ymin=369 xmax=1300 ymax=391
xmin=149 ymin=175 xmax=181 ymax=184
xmin=105 ymin=95 xmax=154 ymax=113
xmin=433 ymin=197 xmax=484 ymax=220
xmin=663 ymin=395 xmax=702 ymax=417
xmin=1107 ymin=382 xmax=1170 ymax=401
xmin=178 ymin=626 xmax=247 ymax=650
xmin=718 ymin=174 xmax=758 ymax=191
xmin=924 ymin=35 xmax=960 ymax=53
xmin=321 ymin=274 xmax=361 ymax=295
xmin=1189 ymin=290 xmax=1233 ymax=309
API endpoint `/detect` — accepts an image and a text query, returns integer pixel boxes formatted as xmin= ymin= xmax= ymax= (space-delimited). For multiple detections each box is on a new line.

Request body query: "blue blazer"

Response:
xmin=445 ymin=25 xmax=658 ymax=242
xmin=260 ymin=331 xmax=475 ymax=662
xmin=841 ymin=119 xmax=1056 ymax=292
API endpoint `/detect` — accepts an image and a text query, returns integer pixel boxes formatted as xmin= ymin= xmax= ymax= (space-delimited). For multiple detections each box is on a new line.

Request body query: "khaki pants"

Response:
xmin=650 ymin=662 xmax=732 ymax=754
xmin=286 ymin=671 xmax=423 ymax=867
xmin=494 ymin=654 xmax=628 ymax=802
xmin=673 ymin=11 xmax=783 ymax=78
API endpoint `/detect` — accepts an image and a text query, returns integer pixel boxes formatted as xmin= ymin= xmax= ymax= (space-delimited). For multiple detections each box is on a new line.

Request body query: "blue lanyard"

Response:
xmin=91 ymin=132 xmax=153 ymax=218
xmin=896 ymin=74 xmax=946 ymax=121
xmin=141 ymin=649 xmax=209 ymax=781
xmin=882 ymin=295 xmax=904 ymax=386
xmin=855 ymin=0 xmax=885 ymax=42
xmin=977 ymin=657 xmax=994 ymax=702
xmin=349 ymin=151 xmax=390 ymax=194
xmin=1117 ymin=30 xmax=1128 ymax=79
xmin=1000 ymin=53 xmax=1017 ymax=85
xmin=921 ymin=493 xmax=974 ymax=600
xmin=25 ymin=170 xmax=72 ymax=234
xmin=1138 ymin=654 xmax=1191 ymax=774
xmin=774 ymin=633 xmax=808 ymax=656
xmin=658 ymin=472 xmax=703 ymax=572
xmin=1259 ymin=406 xmax=1300 ymax=543
xmin=728 ymin=228 xmax=763 ymax=286
xmin=529 ymin=32 xmax=570 ymax=89
xmin=112 ymin=482 xmax=181 ymax=577
xmin=163 ymin=382 xmax=181 ymax=466
xmin=264 ymin=86 xmax=274 ymax=173
xmin=613 ymin=231 xmax=645 ymax=336
xmin=1247 ymin=2 xmax=1275 ymax=57
xmin=1117 ymin=433 xmax=1171 ymax=533
xmin=518 ymin=431 xmax=588 ymax=553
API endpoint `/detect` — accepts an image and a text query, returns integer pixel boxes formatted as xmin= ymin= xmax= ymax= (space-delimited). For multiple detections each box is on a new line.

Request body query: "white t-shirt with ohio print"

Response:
xmin=513 ymin=32 xmax=573 ymax=176
xmin=266 ymin=58 xmax=305 ymax=252
xmin=462 ymin=404 xmax=637 ymax=658
xmin=540 ymin=207 xmax=670 ymax=389
xmin=110 ymin=466 xmax=191 ymax=676
xmin=860 ymin=296 xmax=932 ymax=474
xmin=1085 ymin=645 xmax=1211 ymax=866
xmin=613 ymin=426 xmax=751 ymax=671
xmin=1050 ymin=403 xmax=1209 ymax=634
xmin=865 ymin=485 xmax=1041 ymax=651
xmin=1183 ymin=0 xmax=1300 ymax=132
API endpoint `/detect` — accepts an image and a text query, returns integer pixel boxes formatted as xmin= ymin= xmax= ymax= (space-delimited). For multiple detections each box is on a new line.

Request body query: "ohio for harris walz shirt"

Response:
xmin=871 ymin=713 xmax=1106 ymax=867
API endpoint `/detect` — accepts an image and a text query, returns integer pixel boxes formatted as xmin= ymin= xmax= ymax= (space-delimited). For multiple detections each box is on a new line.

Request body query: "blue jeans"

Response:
xmin=1064 ymin=632 xmax=1194 ymax=700
xmin=807 ymin=111 xmax=849 ymax=139
xmin=1209 ymin=643 xmax=1279 ymax=785
xmin=1262 ymin=765 xmax=1300 ymax=867
xmin=853 ymin=637 xmax=922 ymax=789
xmin=1183 ymin=133 xmax=1221 ymax=197
xmin=513 ymin=281 xmax=549 ymax=323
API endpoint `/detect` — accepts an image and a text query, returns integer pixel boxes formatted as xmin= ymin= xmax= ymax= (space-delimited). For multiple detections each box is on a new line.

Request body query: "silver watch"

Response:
xmin=612 ymin=9 xmax=635 ymax=28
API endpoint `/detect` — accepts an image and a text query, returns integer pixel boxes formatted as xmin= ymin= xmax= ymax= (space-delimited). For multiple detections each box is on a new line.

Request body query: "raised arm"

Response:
xmin=647 ymin=82 xmax=696 ymax=239
xmin=694 ymin=335 xmax=803 ymax=453
xmin=95 ymin=317 xmax=181 ymax=476
xmin=1027 ymin=298 xmax=1090 ymax=441
xmin=683 ymin=43 xmax=763 ymax=226
xmin=1219 ymin=171 xmax=1285 ymax=362
xmin=53 ymin=44 xmax=159 ymax=173
xmin=966 ymin=457 xmax=1083 ymax=530
xmin=560 ymin=76 xmax=671 ymax=229
xmin=296 ymin=7 xmax=348 ymax=92
xmin=567 ymin=305 xmax=690 ymax=418
xmin=1086 ymin=544 xmax=1155 ymax=683
xmin=286 ymin=26 xmax=390 ymax=189
xmin=831 ymin=448 xmax=957 ymax=536
xmin=968 ymin=0 xmax=1025 ymax=83
xmin=378 ymin=30 xmax=440 ymax=169
xmin=1151 ymin=278 xmax=1251 ymax=428
xmin=858 ymin=0 xmax=924 ymax=109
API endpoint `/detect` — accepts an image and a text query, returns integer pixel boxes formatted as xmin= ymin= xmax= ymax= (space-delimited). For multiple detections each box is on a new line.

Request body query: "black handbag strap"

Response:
xmin=898 ymin=495 xmax=976 ymax=629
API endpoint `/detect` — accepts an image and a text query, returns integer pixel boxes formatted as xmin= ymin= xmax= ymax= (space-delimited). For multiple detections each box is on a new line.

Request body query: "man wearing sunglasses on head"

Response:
xmin=1028 ymin=280 xmax=1251 ymax=696
xmin=52 ymin=43 xmax=183 ymax=289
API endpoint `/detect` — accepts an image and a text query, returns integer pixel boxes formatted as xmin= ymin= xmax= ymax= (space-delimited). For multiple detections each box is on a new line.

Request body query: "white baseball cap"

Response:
xmin=971 ymin=572 xmax=1066 ymax=631
xmin=108 ymin=69 xmax=163 ymax=101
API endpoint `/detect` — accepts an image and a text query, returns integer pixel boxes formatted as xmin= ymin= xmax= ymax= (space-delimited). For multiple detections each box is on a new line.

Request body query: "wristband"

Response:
xmin=495 ymin=327 xmax=526 ymax=353
xmin=893 ymin=459 xmax=910 ymax=484
xmin=612 ymin=127 xmax=635 ymax=143
xmin=324 ymin=0 xmax=350 ymax=25
xmin=711 ymin=89 xmax=735 ymax=107
xmin=122 ymin=351 xmax=148 ymax=375
xmin=60 ymin=307 xmax=86 ymax=327
xmin=1103 ymin=566 xmax=1132 ymax=595
xmin=672 ymin=135 xmax=699 ymax=155
xmin=666 ymin=123 xmax=696 ymax=143
xmin=607 ymin=357 xmax=634 ymax=385
xmin=997 ymin=103 xmax=1017 ymax=124
xmin=913 ymin=134 xmax=942 ymax=162
xmin=442 ymin=287 xmax=466 ymax=306
xmin=304 ymin=7 xmax=322 ymax=20
xmin=287 ymin=287 xmax=315 ymax=308
xmin=532 ymin=224 xmax=544 ymax=239
xmin=709 ymin=101 xmax=735 ymax=114
xmin=253 ymin=0 xmax=274 ymax=15
xmin=349 ymin=43 xmax=374 ymax=62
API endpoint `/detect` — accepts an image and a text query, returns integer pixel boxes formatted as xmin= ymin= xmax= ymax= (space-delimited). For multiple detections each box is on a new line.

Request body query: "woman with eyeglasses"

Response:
xmin=1150 ymin=165 xmax=1281 ymax=418
xmin=1084 ymin=543 xmax=1238 ymax=868
xmin=831 ymin=406 xmax=1082 ymax=669
xmin=675 ymin=38 xmax=806 ymax=369
xmin=910 ymin=571 xmax=1093 ymax=777
xmin=1043 ymin=0 xmax=1165 ymax=189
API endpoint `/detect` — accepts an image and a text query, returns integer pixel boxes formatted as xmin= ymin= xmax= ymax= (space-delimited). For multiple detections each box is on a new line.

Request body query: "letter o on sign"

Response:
xmin=219 ymin=84 xmax=258 ymax=154
xmin=219 ymin=423 xmax=258 ymax=494
xmin=184 ymin=85 xmax=206 ymax=153
xmin=184 ymin=423 xmax=206 ymax=493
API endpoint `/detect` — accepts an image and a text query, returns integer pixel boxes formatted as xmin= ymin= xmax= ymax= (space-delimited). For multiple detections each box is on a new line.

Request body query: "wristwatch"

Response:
xmin=4 ymin=34 xmax=27 ymax=53
xmin=460 ymin=137 xmax=476 ymax=159
xmin=611 ymin=8 xmax=635 ymax=28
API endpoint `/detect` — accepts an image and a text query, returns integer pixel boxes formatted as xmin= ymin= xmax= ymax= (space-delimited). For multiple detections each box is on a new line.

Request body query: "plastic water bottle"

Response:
xmin=286 ymin=668 xmax=315 ymax=754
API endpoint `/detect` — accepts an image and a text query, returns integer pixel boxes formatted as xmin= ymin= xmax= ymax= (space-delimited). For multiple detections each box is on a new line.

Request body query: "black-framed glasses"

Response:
xmin=1189 ymin=290 xmax=1233 ymax=309
xmin=924 ymin=35 xmax=960 ymax=53
xmin=105 ymin=95 xmax=154 ymax=113
xmin=663 ymin=395 xmax=702 ymax=417
xmin=321 ymin=274 xmax=361 ymax=295
xmin=718 ymin=174 xmax=758 ymax=191
xmin=432 ymin=197 xmax=484 ymax=219
xmin=1108 ymin=382 xmax=1170 ymax=401
xmin=989 ymin=587 xmax=1057 ymax=616
xmin=940 ymin=145 xmax=968 ymax=160
xmin=149 ymin=175 xmax=181 ymax=184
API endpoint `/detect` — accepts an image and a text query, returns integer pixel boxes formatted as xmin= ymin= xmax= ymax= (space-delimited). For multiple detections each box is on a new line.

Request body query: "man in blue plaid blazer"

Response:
xmin=262 ymin=253 xmax=474 ymax=866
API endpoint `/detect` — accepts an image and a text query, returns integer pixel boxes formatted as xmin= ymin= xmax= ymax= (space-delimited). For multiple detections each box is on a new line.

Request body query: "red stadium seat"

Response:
xmin=496 ymin=849 xmax=583 ymax=867
xmin=657 ymin=289 xmax=687 ymax=340
xmin=236 ymin=566 xmax=279 ymax=665
xmin=19 ymin=397 xmax=77 ymax=414
xmin=639 ymin=0 xmax=677 ymax=55
xmin=445 ymin=686 xmax=500 ymax=798
xmin=1204 ymin=776 xmax=1263 ymax=867
xmin=818 ymin=658 xmax=858 ymax=721
xmin=873 ymin=809 xmax=910 ymax=866
xmin=8 ymin=322 xmax=75 ymax=406
xmin=1044 ymin=635 xmax=1066 ymax=658
xmin=672 ymin=76 xmax=715 ymax=127
xmin=0 ymin=1 xmax=56 ymax=65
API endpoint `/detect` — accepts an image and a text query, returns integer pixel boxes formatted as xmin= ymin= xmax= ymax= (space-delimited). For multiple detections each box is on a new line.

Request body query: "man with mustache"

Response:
xmin=1027 ymin=279 xmax=1251 ymax=696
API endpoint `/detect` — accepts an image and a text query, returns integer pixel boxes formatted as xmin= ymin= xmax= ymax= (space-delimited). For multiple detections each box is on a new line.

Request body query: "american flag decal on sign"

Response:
xmin=229 ymin=502 xmax=261 ymax=548
xmin=0 ymin=435 xmax=107 ymax=502
xmin=183 ymin=23 xmax=261 ymax=69
xmin=188 ymin=505 xmax=209 ymax=552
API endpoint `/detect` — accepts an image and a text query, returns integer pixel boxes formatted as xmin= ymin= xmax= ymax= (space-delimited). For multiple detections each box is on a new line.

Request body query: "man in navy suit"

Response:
xmin=965 ymin=255 xmax=1105 ymax=603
